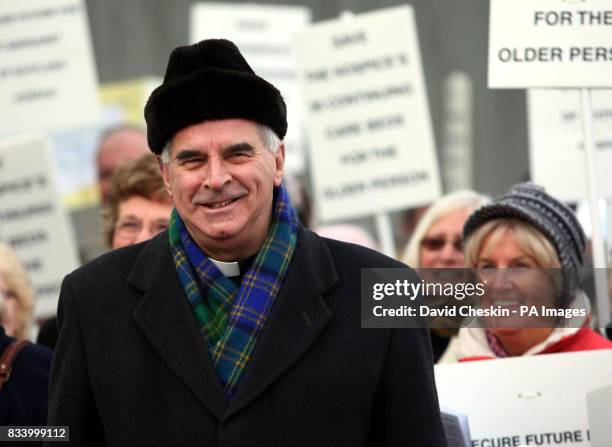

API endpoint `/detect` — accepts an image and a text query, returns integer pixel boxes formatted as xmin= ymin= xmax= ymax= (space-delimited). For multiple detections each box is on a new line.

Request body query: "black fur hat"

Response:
xmin=144 ymin=39 xmax=287 ymax=154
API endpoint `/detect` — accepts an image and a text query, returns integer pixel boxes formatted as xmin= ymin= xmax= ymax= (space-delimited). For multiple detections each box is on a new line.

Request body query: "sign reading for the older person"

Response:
xmin=293 ymin=5 xmax=440 ymax=222
xmin=0 ymin=0 xmax=100 ymax=135
xmin=0 ymin=136 xmax=80 ymax=317
xmin=435 ymin=350 xmax=612 ymax=447
xmin=190 ymin=2 xmax=311 ymax=174
xmin=527 ymin=89 xmax=612 ymax=202
xmin=489 ymin=0 xmax=612 ymax=88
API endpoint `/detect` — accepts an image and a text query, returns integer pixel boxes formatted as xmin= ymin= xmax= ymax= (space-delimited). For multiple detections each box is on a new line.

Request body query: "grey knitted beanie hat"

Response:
xmin=463 ymin=182 xmax=586 ymax=297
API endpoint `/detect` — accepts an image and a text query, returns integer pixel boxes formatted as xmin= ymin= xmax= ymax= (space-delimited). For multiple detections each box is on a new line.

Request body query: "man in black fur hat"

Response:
xmin=47 ymin=39 xmax=446 ymax=446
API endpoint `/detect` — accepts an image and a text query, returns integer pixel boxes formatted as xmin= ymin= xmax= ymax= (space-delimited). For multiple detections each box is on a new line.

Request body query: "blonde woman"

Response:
xmin=0 ymin=243 xmax=52 ymax=426
xmin=447 ymin=183 xmax=612 ymax=361
xmin=0 ymin=243 xmax=34 ymax=339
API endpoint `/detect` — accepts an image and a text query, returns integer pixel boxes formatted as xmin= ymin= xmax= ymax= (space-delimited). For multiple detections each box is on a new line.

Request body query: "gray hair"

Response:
xmin=160 ymin=123 xmax=280 ymax=164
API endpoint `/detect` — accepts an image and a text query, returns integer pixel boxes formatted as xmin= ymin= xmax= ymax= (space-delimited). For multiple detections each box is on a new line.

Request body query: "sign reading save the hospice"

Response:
xmin=489 ymin=0 xmax=612 ymax=88
xmin=0 ymin=136 xmax=80 ymax=317
xmin=0 ymin=0 xmax=100 ymax=135
xmin=190 ymin=2 xmax=311 ymax=174
xmin=294 ymin=6 xmax=440 ymax=222
xmin=435 ymin=350 xmax=612 ymax=447
xmin=528 ymin=89 xmax=612 ymax=202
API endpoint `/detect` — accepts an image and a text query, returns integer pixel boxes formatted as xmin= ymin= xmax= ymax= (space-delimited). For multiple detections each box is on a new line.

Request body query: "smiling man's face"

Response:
xmin=159 ymin=119 xmax=284 ymax=261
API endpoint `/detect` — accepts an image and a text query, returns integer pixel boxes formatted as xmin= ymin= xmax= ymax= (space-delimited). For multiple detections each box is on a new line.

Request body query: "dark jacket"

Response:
xmin=0 ymin=326 xmax=52 ymax=428
xmin=37 ymin=316 xmax=58 ymax=351
xmin=47 ymin=227 xmax=446 ymax=446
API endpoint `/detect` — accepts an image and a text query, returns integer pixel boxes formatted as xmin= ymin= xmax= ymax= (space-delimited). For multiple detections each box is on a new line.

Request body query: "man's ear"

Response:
xmin=273 ymin=143 xmax=285 ymax=187
xmin=156 ymin=156 xmax=173 ymax=197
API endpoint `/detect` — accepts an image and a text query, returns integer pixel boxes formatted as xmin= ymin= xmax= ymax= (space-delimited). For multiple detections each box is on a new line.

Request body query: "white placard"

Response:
xmin=489 ymin=0 xmax=612 ymax=88
xmin=527 ymin=89 xmax=612 ymax=202
xmin=0 ymin=136 xmax=80 ymax=317
xmin=190 ymin=2 xmax=311 ymax=174
xmin=0 ymin=0 xmax=101 ymax=135
xmin=587 ymin=385 xmax=612 ymax=447
xmin=435 ymin=350 xmax=612 ymax=447
xmin=294 ymin=6 xmax=440 ymax=222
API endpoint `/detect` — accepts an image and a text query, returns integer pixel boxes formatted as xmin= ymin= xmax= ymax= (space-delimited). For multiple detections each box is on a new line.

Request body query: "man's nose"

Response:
xmin=204 ymin=158 xmax=231 ymax=190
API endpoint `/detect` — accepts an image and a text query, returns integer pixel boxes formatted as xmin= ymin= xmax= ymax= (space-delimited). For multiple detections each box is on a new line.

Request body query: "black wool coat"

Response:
xmin=47 ymin=227 xmax=447 ymax=447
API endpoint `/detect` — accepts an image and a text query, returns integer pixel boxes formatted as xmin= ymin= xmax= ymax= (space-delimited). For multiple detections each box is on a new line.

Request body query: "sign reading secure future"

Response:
xmin=0 ymin=0 xmax=101 ymax=135
xmin=436 ymin=350 xmax=612 ymax=447
xmin=190 ymin=2 xmax=311 ymax=175
xmin=527 ymin=89 xmax=612 ymax=202
xmin=489 ymin=0 xmax=612 ymax=88
xmin=293 ymin=6 xmax=440 ymax=222
xmin=0 ymin=135 xmax=80 ymax=317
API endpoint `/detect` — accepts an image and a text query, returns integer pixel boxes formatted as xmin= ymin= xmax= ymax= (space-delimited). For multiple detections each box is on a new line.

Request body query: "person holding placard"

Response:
xmin=446 ymin=183 xmax=612 ymax=362
xmin=47 ymin=39 xmax=446 ymax=446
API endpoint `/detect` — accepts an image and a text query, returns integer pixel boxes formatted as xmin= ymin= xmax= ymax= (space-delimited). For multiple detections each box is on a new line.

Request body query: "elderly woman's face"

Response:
xmin=419 ymin=208 xmax=472 ymax=268
xmin=476 ymin=228 xmax=558 ymax=333
xmin=0 ymin=274 xmax=20 ymax=337
xmin=112 ymin=196 xmax=173 ymax=249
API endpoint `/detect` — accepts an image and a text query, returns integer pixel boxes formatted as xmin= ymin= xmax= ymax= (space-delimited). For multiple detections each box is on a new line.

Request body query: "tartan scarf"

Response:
xmin=169 ymin=184 xmax=298 ymax=399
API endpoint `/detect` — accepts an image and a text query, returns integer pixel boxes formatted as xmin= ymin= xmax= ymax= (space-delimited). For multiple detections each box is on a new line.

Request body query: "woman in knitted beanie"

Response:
xmin=443 ymin=182 xmax=612 ymax=362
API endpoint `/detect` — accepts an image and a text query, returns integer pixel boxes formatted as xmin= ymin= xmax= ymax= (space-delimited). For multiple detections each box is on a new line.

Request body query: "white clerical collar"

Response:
xmin=209 ymin=258 xmax=240 ymax=277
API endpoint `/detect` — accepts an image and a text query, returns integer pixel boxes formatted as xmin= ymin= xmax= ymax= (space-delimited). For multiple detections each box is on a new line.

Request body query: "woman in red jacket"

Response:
xmin=443 ymin=182 xmax=612 ymax=362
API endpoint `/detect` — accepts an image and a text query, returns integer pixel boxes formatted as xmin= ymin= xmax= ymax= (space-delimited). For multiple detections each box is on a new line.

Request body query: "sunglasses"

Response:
xmin=420 ymin=236 xmax=463 ymax=252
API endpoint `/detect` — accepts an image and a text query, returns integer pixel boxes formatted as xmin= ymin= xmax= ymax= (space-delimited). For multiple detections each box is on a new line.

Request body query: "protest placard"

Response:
xmin=527 ymin=89 xmax=612 ymax=202
xmin=489 ymin=0 xmax=612 ymax=88
xmin=0 ymin=0 xmax=100 ymax=135
xmin=294 ymin=5 xmax=440 ymax=222
xmin=0 ymin=135 xmax=80 ymax=317
xmin=436 ymin=350 xmax=612 ymax=447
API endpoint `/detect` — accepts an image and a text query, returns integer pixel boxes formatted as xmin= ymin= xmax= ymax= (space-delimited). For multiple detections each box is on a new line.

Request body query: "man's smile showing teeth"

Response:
xmin=207 ymin=198 xmax=238 ymax=209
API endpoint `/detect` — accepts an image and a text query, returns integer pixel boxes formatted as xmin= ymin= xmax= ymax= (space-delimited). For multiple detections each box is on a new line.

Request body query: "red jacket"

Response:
xmin=460 ymin=327 xmax=612 ymax=362
xmin=539 ymin=327 xmax=612 ymax=354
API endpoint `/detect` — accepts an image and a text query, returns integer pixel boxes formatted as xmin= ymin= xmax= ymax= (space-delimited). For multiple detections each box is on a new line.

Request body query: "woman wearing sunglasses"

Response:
xmin=403 ymin=190 xmax=489 ymax=362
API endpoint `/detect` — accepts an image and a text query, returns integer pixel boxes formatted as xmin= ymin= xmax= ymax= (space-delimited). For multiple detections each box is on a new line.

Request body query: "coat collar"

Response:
xmin=224 ymin=226 xmax=338 ymax=420
xmin=128 ymin=233 xmax=230 ymax=419
xmin=126 ymin=226 xmax=339 ymax=420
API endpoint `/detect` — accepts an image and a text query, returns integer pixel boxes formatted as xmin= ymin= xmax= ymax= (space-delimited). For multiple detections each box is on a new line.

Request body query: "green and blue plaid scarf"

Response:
xmin=169 ymin=184 xmax=298 ymax=399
